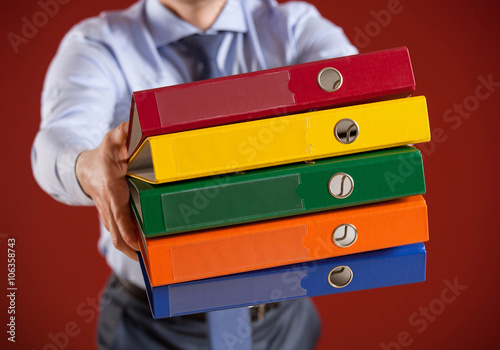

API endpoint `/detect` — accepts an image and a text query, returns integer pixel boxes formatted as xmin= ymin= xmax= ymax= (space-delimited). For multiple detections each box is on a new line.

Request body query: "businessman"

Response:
xmin=32 ymin=0 xmax=358 ymax=348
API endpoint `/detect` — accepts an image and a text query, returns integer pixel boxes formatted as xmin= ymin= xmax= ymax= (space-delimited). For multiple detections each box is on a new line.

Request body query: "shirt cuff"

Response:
xmin=56 ymin=145 xmax=95 ymax=206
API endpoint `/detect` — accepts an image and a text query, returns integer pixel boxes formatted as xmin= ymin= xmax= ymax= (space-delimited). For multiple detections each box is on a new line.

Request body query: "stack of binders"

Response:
xmin=126 ymin=47 xmax=430 ymax=319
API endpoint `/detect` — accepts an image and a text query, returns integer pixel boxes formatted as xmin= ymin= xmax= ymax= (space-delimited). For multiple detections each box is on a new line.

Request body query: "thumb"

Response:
xmin=116 ymin=121 xmax=130 ymax=144
xmin=107 ymin=121 xmax=129 ymax=147
xmin=105 ymin=121 xmax=130 ymax=161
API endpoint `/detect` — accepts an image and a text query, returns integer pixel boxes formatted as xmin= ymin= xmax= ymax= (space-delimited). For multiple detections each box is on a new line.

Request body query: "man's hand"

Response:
xmin=76 ymin=121 xmax=138 ymax=261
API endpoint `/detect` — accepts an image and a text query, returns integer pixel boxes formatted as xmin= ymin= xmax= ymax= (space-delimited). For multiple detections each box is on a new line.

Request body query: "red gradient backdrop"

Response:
xmin=1 ymin=0 xmax=499 ymax=349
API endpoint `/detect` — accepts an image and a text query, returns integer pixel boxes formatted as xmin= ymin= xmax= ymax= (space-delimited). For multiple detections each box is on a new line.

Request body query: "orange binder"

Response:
xmin=137 ymin=195 xmax=428 ymax=287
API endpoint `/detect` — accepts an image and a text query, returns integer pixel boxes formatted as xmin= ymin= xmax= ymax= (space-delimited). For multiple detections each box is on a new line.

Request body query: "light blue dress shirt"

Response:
xmin=32 ymin=0 xmax=358 ymax=287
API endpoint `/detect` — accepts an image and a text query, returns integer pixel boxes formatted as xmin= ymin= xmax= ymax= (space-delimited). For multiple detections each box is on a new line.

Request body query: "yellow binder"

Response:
xmin=127 ymin=96 xmax=430 ymax=184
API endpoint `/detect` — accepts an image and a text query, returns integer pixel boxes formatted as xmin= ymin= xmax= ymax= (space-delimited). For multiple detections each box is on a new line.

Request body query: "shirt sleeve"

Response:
xmin=31 ymin=24 xmax=127 ymax=206
xmin=283 ymin=1 xmax=359 ymax=63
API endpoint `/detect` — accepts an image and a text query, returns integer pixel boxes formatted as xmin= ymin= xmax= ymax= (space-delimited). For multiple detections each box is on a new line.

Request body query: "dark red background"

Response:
xmin=1 ymin=0 xmax=500 ymax=349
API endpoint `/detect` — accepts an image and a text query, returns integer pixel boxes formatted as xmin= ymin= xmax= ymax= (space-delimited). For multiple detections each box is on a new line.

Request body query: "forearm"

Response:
xmin=32 ymin=27 xmax=126 ymax=205
xmin=32 ymin=125 xmax=95 ymax=206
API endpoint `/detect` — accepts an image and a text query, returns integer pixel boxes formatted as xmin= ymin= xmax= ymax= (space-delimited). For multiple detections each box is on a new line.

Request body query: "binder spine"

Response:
xmin=137 ymin=196 xmax=428 ymax=286
xmin=140 ymin=243 xmax=426 ymax=318
xmin=131 ymin=147 xmax=426 ymax=237
xmin=127 ymin=96 xmax=430 ymax=184
xmin=126 ymin=47 xmax=415 ymax=157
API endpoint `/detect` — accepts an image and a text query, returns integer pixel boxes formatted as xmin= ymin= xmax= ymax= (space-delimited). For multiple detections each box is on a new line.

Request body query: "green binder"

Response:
xmin=129 ymin=146 xmax=426 ymax=237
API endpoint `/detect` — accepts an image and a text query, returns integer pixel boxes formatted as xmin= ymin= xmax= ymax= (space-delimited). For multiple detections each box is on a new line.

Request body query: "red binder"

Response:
xmin=127 ymin=47 xmax=415 ymax=157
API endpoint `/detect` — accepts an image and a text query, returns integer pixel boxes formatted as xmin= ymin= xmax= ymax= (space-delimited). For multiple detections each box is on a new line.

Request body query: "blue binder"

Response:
xmin=139 ymin=243 xmax=427 ymax=319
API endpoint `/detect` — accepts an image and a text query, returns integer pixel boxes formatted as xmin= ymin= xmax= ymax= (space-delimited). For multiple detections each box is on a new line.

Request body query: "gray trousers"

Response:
xmin=97 ymin=274 xmax=321 ymax=350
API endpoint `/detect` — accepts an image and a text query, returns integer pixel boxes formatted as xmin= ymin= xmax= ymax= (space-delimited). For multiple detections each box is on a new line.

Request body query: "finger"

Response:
xmin=117 ymin=120 xmax=129 ymax=140
xmin=95 ymin=189 xmax=138 ymax=261
xmin=115 ymin=201 xmax=139 ymax=252
xmin=106 ymin=121 xmax=129 ymax=149
xmin=103 ymin=122 xmax=130 ymax=172
xmin=117 ymin=121 xmax=131 ymax=162
xmin=94 ymin=196 xmax=113 ymax=233
xmin=106 ymin=179 xmax=139 ymax=253
xmin=105 ymin=202 xmax=138 ymax=261
xmin=110 ymin=228 xmax=139 ymax=261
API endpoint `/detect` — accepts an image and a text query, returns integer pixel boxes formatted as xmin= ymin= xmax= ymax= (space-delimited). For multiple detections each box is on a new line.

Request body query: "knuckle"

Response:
xmin=123 ymin=234 xmax=136 ymax=247
xmin=111 ymin=237 xmax=122 ymax=250
xmin=111 ymin=208 xmax=126 ymax=225
xmin=94 ymin=196 xmax=106 ymax=210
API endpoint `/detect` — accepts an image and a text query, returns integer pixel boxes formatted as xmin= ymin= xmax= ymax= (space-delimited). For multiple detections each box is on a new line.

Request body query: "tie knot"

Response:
xmin=178 ymin=33 xmax=225 ymax=81
xmin=180 ymin=33 xmax=224 ymax=64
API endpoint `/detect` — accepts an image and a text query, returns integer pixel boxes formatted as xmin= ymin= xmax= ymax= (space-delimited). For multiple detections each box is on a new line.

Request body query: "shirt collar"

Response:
xmin=145 ymin=0 xmax=247 ymax=47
